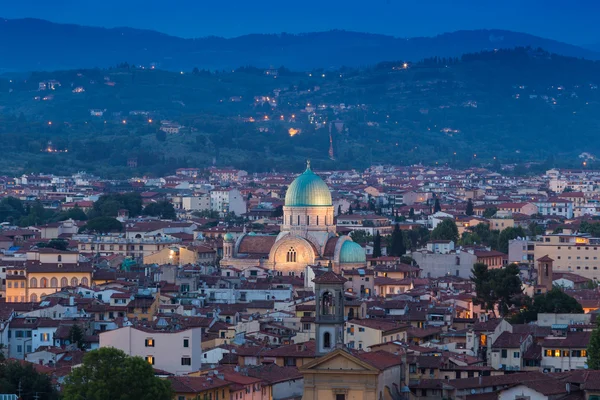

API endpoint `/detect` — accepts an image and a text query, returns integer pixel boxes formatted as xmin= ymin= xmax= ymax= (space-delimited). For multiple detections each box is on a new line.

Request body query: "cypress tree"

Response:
xmin=466 ymin=198 xmax=474 ymax=216
xmin=373 ymin=232 xmax=382 ymax=258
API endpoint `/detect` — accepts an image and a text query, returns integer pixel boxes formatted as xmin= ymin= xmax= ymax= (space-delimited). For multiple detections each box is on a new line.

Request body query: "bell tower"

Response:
xmin=313 ymin=271 xmax=347 ymax=356
xmin=537 ymin=255 xmax=554 ymax=291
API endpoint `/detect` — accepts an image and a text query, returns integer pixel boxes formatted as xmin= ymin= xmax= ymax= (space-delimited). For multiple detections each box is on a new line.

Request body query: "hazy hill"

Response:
xmin=1 ymin=47 xmax=600 ymax=177
xmin=0 ymin=18 xmax=599 ymax=71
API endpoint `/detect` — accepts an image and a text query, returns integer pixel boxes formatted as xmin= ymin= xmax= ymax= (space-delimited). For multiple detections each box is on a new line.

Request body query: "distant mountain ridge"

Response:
xmin=0 ymin=17 xmax=599 ymax=71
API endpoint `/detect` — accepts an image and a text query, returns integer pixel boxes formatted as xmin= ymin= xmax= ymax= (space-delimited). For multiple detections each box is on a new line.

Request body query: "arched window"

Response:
xmin=60 ymin=277 xmax=68 ymax=287
xmin=40 ymin=278 xmax=48 ymax=288
xmin=297 ymin=215 xmax=300 ymax=225
xmin=323 ymin=332 xmax=331 ymax=349
xmin=81 ymin=277 xmax=89 ymax=287
xmin=321 ymin=291 xmax=334 ymax=315
xmin=316 ymin=215 xmax=319 ymax=226
xmin=50 ymin=278 xmax=58 ymax=288
xmin=30 ymin=278 xmax=38 ymax=288
xmin=71 ymin=277 xmax=78 ymax=287
xmin=289 ymin=215 xmax=292 ymax=225
xmin=348 ymin=308 xmax=355 ymax=320
xmin=30 ymin=293 xmax=38 ymax=303
xmin=57 ymin=255 xmax=62 ymax=262
xmin=135 ymin=234 xmax=142 ymax=239
xmin=286 ymin=247 xmax=297 ymax=263
xmin=306 ymin=215 xmax=310 ymax=225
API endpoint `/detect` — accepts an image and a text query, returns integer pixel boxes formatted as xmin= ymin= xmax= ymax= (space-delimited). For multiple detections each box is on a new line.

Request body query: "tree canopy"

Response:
xmin=142 ymin=201 xmax=176 ymax=220
xmin=497 ymin=226 xmax=527 ymax=254
xmin=471 ymin=262 xmax=523 ymax=317
xmin=373 ymin=232 xmax=382 ymax=258
xmin=430 ymin=219 xmax=459 ymax=243
xmin=89 ymin=193 xmax=143 ymax=218
xmin=509 ymin=287 xmax=583 ymax=324
xmin=0 ymin=359 xmax=59 ymax=400
xmin=62 ymin=347 xmax=172 ymax=400
xmin=466 ymin=198 xmax=474 ymax=216
xmin=389 ymin=224 xmax=406 ymax=256
xmin=588 ymin=319 xmax=600 ymax=370
xmin=80 ymin=217 xmax=123 ymax=233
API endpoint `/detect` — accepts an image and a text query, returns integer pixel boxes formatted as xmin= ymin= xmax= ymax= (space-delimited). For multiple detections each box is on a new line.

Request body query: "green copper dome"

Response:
xmin=339 ymin=240 xmax=366 ymax=264
xmin=223 ymin=232 xmax=234 ymax=242
xmin=285 ymin=162 xmax=332 ymax=207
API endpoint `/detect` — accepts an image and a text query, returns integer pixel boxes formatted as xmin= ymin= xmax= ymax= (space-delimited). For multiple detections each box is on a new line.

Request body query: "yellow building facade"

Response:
xmin=5 ymin=249 xmax=92 ymax=303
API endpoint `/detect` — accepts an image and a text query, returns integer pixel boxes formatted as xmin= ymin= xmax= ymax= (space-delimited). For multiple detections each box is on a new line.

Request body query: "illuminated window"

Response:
xmin=145 ymin=338 xmax=155 ymax=347
xmin=545 ymin=349 xmax=553 ymax=357
xmin=145 ymin=356 xmax=154 ymax=365
xmin=286 ymin=247 xmax=297 ymax=263
xmin=480 ymin=335 xmax=487 ymax=346
xmin=582 ymin=350 xmax=588 ymax=357
xmin=554 ymin=350 xmax=561 ymax=357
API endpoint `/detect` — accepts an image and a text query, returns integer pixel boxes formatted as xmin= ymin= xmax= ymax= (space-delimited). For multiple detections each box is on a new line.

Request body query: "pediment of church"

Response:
xmin=299 ymin=349 xmax=379 ymax=373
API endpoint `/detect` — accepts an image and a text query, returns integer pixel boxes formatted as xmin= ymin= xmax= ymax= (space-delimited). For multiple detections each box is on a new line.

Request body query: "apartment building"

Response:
xmin=99 ymin=325 xmax=203 ymax=375
xmin=344 ymin=319 xmax=409 ymax=351
xmin=533 ymin=233 xmax=600 ymax=280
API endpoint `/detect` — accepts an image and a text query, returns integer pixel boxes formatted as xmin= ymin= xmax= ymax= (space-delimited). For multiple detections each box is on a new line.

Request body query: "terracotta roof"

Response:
xmin=354 ymin=350 xmax=402 ymax=370
xmin=351 ymin=319 xmax=408 ymax=333
xmin=237 ymin=235 xmax=277 ymax=255
xmin=312 ymin=271 xmax=347 ymax=284
xmin=541 ymin=332 xmax=590 ymax=348
xmin=537 ymin=255 xmax=554 ymax=262
xmin=167 ymin=376 xmax=230 ymax=393
xmin=323 ymin=237 xmax=339 ymax=257
xmin=491 ymin=331 xmax=530 ymax=349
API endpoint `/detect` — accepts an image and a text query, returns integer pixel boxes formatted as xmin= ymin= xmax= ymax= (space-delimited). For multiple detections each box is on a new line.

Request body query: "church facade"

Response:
xmin=221 ymin=162 xmax=366 ymax=277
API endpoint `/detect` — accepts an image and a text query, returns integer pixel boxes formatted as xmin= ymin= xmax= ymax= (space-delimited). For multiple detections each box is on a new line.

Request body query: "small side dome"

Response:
xmin=223 ymin=232 xmax=234 ymax=242
xmin=339 ymin=239 xmax=366 ymax=264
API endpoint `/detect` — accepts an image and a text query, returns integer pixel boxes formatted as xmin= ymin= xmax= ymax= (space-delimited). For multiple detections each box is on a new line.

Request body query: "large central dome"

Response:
xmin=285 ymin=162 xmax=332 ymax=207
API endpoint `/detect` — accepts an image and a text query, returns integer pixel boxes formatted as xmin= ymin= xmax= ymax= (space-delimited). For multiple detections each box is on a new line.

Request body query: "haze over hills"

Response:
xmin=0 ymin=47 xmax=600 ymax=177
xmin=1 ymin=17 xmax=600 ymax=71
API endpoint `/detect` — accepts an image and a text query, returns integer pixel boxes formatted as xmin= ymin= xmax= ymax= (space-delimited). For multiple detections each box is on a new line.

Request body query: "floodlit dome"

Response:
xmin=339 ymin=239 xmax=366 ymax=264
xmin=284 ymin=162 xmax=332 ymax=207
xmin=223 ymin=232 xmax=234 ymax=242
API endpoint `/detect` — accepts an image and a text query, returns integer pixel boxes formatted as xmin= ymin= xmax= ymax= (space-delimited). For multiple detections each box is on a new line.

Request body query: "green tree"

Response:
xmin=62 ymin=348 xmax=172 ymax=400
xmin=482 ymin=207 xmax=497 ymax=218
xmin=61 ymin=204 xmax=88 ymax=221
xmin=389 ymin=224 xmax=406 ymax=256
xmin=91 ymin=193 xmax=142 ymax=218
xmin=588 ymin=319 xmax=600 ymax=369
xmin=273 ymin=205 xmax=283 ymax=217
xmin=466 ymin=198 xmax=474 ymax=216
xmin=37 ymin=239 xmax=69 ymax=251
xmin=337 ymin=205 xmax=342 ymax=215
xmin=430 ymin=219 xmax=459 ymax=243
xmin=580 ymin=221 xmax=600 ymax=237
xmin=0 ymin=359 xmax=59 ymax=400
xmin=69 ymin=324 xmax=86 ymax=350
xmin=434 ymin=198 xmax=441 ymax=213
xmin=80 ymin=217 xmax=123 ymax=233
xmin=143 ymin=201 xmax=176 ymax=220
xmin=528 ymin=221 xmax=544 ymax=236
xmin=0 ymin=197 xmax=26 ymax=223
xmin=510 ymin=288 xmax=583 ymax=324
xmin=350 ymin=230 xmax=372 ymax=245
xmin=497 ymin=226 xmax=527 ymax=254
xmin=156 ymin=129 xmax=166 ymax=142
xmin=348 ymin=205 xmax=353 ymax=215
xmin=471 ymin=263 xmax=523 ymax=317
xmin=408 ymin=207 xmax=415 ymax=220
xmin=373 ymin=232 xmax=382 ymax=258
